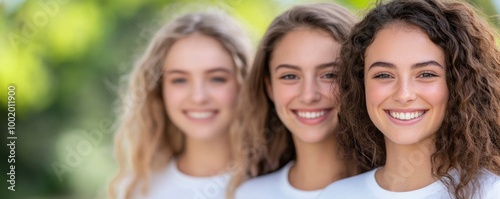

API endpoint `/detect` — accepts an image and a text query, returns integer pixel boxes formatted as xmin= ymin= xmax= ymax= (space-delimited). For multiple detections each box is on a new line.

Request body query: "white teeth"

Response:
xmin=297 ymin=111 xmax=325 ymax=119
xmin=389 ymin=111 xmax=424 ymax=120
xmin=187 ymin=111 xmax=214 ymax=119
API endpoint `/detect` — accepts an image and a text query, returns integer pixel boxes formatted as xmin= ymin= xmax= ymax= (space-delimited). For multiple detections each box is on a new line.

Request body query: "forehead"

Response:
xmin=364 ymin=23 xmax=445 ymax=69
xmin=270 ymin=28 xmax=340 ymax=70
xmin=163 ymin=33 xmax=235 ymax=73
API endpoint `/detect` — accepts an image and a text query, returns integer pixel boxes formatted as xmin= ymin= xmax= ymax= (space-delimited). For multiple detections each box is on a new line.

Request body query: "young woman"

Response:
xmin=109 ymin=12 xmax=251 ymax=199
xmin=319 ymin=0 xmax=500 ymax=198
xmin=227 ymin=3 xmax=360 ymax=199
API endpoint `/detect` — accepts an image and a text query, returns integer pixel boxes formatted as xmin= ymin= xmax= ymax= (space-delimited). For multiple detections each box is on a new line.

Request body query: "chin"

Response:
xmin=197 ymin=129 xmax=231 ymax=140
xmin=295 ymin=133 xmax=331 ymax=144
xmin=386 ymin=135 xmax=423 ymax=146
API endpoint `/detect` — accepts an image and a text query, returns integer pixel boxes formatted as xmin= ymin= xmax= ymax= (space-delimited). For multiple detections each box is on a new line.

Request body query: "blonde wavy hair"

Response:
xmin=108 ymin=12 xmax=251 ymax=199
xmin=227 ymin=3 xmax=358 ymax=198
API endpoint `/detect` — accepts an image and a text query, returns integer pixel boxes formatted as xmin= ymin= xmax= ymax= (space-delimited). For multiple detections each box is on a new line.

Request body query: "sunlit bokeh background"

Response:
xmin=1 ymin=0 xmax=498 ymax=198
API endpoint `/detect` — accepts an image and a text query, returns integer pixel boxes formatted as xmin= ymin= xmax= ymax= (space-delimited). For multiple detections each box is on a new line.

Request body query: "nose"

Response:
xmin=299 ymin=78 xmax=321 ymax=104
xmin=392 ymin=78 xmax=416 ymax=104
xmin=190 ymin=80 xmax=209 ymax=104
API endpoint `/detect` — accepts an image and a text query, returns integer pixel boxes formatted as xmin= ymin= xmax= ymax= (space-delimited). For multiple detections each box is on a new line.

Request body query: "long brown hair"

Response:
xmin=227 ymin=3 xmax=358 ymax=198
xmin=338 ymin=0 xmax=500 ymax=198
xmin=109 ymin=12 xmax=251 ymax=199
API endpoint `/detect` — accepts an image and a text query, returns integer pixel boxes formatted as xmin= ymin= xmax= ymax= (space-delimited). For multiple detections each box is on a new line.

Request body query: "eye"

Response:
xmin=373 ymin=73 xmax=392 ymax=79
xmin=322 ymin=72 xmax=337 ymax=79
xmin=171 ymin=78 xmax=187 ymax=84
xmin=418 ymin=72 xmax=438 ymax=78
xmin=211 ymin=77 xmax=227 ymax=83
xmin=280 ymin=74 xmax=298 ymax=80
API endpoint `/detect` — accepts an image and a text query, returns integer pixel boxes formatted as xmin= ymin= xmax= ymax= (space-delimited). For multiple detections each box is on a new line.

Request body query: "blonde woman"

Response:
xmin=109 ymin=12 xmax=251 ymax=199
xmin=228 ymin=3 xmax=362 ymax=199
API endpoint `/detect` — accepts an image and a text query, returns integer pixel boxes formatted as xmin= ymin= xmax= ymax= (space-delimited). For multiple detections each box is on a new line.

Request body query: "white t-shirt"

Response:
xmin=317 ymin=168 xmax=500 ymax=199
xmin=235 ymin=161 xmax=322 ymax=199
xmin=118 ymin=160 xmax=231 ymax=199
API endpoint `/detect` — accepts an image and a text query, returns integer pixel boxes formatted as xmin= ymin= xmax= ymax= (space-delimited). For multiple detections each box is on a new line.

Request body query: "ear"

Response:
xmin=265 ymin=77 xmax=274 ymax=102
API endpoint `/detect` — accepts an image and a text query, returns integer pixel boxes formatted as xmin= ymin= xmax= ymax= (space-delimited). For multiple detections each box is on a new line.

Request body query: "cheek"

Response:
xmin=425 ymin=82 xmax=449 ymax=110
xmin=163 ymin=86 xmax=186 ymax=109
xmin=213 ymin=83 xmax=239 ymax=107
xmin=365 ymin=82 xmax=384 ymax=107
xmin=272 ymin=83 xmax=297 ymax=108
xmin=320 ymin=82 xmax=337 ymax=103
xmin=365 ymin=83 xmax=393 ymax=120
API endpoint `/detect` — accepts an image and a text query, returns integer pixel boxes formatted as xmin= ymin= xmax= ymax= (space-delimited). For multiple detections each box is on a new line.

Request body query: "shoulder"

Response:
xmin=235 ymin=170 xmax=283 ymax=199
xmin=325 ymin=169 xmax=373 ymax=191
xmin=317 ymin=169 xmax=375 ymax=199
xmin=477 ymin=170 xmax=500 ymax=199
xmin=120 ymin=166 xmax=172 ymax=199
xmin=148 ymin=162 xmax=231 ymax=199
xmin=114 ymin=172 xmax=142 ymax=199
xmin=487 ymin=181 xmax=500 ymax=199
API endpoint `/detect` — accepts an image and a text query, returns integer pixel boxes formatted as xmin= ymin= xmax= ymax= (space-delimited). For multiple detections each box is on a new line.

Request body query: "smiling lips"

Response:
xmin=387 ymin=110 xmax=427 ymax=121
xmin=185 ymin=111 xmax=217 ymax=120
xmin=292 ymin=109 xmax=332 ymax=125
xmin=297 ymin=110 xmax=326 ymax=119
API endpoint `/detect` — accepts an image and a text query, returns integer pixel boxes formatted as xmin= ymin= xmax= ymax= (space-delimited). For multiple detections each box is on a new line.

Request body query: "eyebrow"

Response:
xmin=165 ymin=69 xmax=187 ymax=75
xmin=206 ymin=68 xmax=232 ymax=74
xmin=164 ymin=67 xmax=232 ymax=75
xmin=367 ymin=60 xmax=444 ymax=71
xmin=274 ymin=61 xmax=338 ymax=72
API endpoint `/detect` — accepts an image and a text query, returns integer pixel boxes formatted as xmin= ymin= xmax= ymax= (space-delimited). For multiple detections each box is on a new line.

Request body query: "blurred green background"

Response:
xmin=0 ymin=0 xmax=498 ymax=198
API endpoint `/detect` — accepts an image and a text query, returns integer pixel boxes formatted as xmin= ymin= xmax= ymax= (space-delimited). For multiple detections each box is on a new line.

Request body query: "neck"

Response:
xmin=177 ymin=134 xmax=232 ymax=177
xmin=288 ymin=135 xmax=349 ymax=190
xmin=376 ymin=137 xmax=436 ymax=191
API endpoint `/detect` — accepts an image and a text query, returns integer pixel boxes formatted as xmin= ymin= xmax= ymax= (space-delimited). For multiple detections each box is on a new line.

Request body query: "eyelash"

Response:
xmin=280 ymin=74 xmax=297 ymax=80
xmin=170 ymin=77 xmax=227 ymax=84
xmin=171 ymin=78 xmax=186 ymax=84
xmin=279 ymin=72 xmax=337 ymax=80
xmin=418 ymin=72 xmax=438 ymax=78
xmin=211 ymin=77 xmax=227 ymax=83
xmin=373 ymin=73 xmax=392 ymax=79
xmin=323 ymin=72 xmax=337 ymax=79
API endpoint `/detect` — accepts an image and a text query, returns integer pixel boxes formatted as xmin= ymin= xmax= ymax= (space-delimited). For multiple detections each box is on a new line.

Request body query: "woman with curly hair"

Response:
xmin=319 ymin=0 xmax=500 ymax=198
xmin=227 ymin=3 xmax=361 ymax=199
xmin=108 ymin=12 xmax=251 ymax=199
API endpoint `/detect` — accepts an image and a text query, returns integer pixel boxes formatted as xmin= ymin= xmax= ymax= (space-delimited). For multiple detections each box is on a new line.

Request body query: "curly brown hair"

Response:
xmin=338 ymin=0 xmax=500 ymax=198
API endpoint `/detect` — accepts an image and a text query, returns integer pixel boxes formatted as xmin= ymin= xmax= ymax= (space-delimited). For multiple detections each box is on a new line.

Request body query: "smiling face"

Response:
xmin=364 ymin=23 xmax=448 ymax=146
xmin=163 ymin=33 xmax=238 ymax=140
xmin=266 ymin=28 xmax=340 ymax=144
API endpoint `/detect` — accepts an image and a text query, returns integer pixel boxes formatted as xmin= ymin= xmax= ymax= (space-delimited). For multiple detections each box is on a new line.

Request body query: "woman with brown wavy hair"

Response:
xmin=319 ymin=0 xmax=500 ymax=198
xmin=227 ymin=3 xmax=360 ymax=199
xmin=108 ymin=11 xmax=251 ymax=199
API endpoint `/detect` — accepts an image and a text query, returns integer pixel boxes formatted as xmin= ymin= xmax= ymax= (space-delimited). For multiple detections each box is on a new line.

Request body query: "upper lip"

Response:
xmin=292 ymin=108 xmax=333 ymax=112
xmin=183 ymin=109 xmax=217 ymax=112
xmin=384 ymin=108 xmax=428 ymax=112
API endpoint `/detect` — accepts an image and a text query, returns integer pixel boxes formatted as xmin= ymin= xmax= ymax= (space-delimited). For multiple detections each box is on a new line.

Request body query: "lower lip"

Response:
xmin=386 ymin=111 xmax=426 ymax=125
xmin=293 ymin=109 xmax=332 ymax=125
xmin=184 ymin=111 xmax=218 ymax=123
